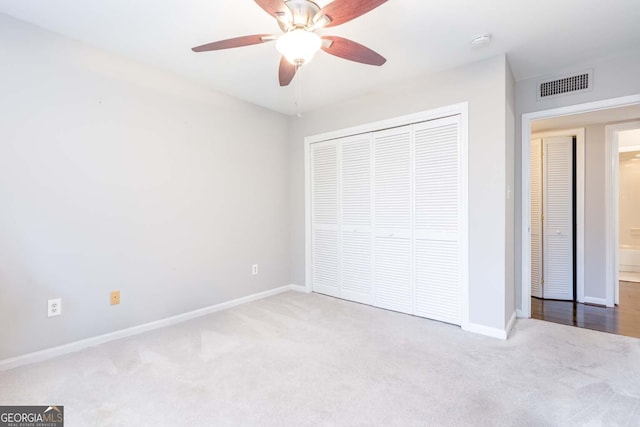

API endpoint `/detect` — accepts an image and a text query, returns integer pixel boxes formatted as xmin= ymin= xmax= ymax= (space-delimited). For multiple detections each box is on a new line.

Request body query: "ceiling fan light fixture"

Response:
xmin=276 ymin=29 xmax=322 ymax=65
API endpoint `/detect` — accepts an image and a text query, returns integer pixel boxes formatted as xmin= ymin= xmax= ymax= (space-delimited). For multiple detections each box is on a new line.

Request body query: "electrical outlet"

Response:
xmin=110 ymin=290 xmax=120 ymax=305
xmin=252 ymin=264 xmax=258 ymax=275
xmin=48 ymin=298 xmax=61 ymax=317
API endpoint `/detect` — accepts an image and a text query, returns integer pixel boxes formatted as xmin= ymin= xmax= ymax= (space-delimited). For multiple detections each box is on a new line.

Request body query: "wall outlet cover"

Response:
xmin=48 ymin=298 xmax=62 ymax=317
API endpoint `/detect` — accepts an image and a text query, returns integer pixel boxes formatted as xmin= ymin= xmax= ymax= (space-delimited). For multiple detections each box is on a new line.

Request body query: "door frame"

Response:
xmin=304 ymin=102 xmax=469 ymax=329
xmin=605 ymin=120 xmax=640 ymax=307
xmin=520 ymin=94 xmax=640 ymax=318
xmin=532 ymin=129 xmax=585 ymax=303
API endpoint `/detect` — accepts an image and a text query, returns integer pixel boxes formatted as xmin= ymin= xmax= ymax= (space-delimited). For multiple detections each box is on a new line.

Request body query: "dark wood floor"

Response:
xmin=531 ymin=281 xmax=640 ymax=339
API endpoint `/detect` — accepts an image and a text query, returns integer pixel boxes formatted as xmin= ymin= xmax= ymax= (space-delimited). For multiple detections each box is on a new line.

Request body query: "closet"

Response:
xmin=309 ymin=114 xmax=464 ymax=325
xmin=530 ymin=136 xmax=574 ymax=301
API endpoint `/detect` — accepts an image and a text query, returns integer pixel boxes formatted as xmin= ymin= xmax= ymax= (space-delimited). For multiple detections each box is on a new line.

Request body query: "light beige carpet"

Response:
xmin=1 ymin=291 xmax=640 ymax=426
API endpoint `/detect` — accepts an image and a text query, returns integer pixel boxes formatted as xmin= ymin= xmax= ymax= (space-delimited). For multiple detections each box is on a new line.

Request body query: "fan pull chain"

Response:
xmin=295 ymin=63 xmax=302 ymax=118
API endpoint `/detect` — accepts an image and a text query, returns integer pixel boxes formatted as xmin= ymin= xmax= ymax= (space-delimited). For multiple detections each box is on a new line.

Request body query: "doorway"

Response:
xmin=605 ymin=121 xmax=640 ymax=305
xmin=518 ymin=95 xmax=640 ymax=330
xmin=617 ymin=131 xmax=640 ymax=284
xmin=605 ymin=122 xmax=640 ymax=337
xmin=530 ymin=133 xmax=581 ymax=302
xmin=530 ymin=118 xmax=640 ymax=338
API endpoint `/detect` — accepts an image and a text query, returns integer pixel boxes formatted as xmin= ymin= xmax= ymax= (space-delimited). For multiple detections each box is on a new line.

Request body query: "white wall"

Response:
xmin=290 ymin=55 xmax=513 ymax=332
xmin=583 ymin=125 xmax=607 ymax=300
xmin=619 ymin=150 xmax=640 ymax=249
xmin=515 ymin=49 xmax=640 ymax=311
xmin=505 ymin=60 xmax=516 ymax=324
xmin=0 ymin=15 xmax=291 ymax=360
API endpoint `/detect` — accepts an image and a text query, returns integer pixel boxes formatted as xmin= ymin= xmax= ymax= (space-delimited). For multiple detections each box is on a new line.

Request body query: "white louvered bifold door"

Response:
xmin=373 ymin=126 xmax=413 ymax=313
xmin=340 ymin=134 xmax=373 ymax=304
xmin=309 ymin=114 xmax=464 ymax=324
xmin=311 ymin=141 xmax=339 ymax=297
xmin=543 ymin=136 xmax=573 ymax=301
xmin=413 ymin=116 xmax=461 ymax=325
xmin=530 ymin=138 xmax=543 ymax=298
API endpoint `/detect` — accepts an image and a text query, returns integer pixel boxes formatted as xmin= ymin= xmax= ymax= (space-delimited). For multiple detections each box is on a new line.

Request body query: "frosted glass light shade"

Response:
xmin=276 ymin=29 xmax=322 ymax=65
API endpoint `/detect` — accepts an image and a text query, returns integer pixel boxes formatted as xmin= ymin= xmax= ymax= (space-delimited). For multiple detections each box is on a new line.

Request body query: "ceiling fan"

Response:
xmin=192 ymin=0 xmax=388 ymax=86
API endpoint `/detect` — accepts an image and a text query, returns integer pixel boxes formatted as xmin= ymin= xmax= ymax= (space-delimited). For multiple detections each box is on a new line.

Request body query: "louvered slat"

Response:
xmin=341 ymin=135 xmax=372 ymax=226
xmin=341 ymin=231 xmax=372 ymax=303
xmin=544 ymin=235 xmax=571 ymax=297
xmin=375 ymin=237 xmax=412 ymax=313
xmin=340 ymin=135 xmax=373 ymax=303
xmin=373 ymin=126 xmax=412 ymax=313
xmin=313 ymin=228 xmax=339 ymax=296
xmin=414 ymin=122 xmax=459 ymax=235
xmin=413 ymin=117 xmax=460 ymax=325
xmin=415 ymin=240 xmax=459 ymax=324
xmin=312 ymin=143 xmax=338 ymax=225
xmin=374 ymin=128 xmax=411 ymax=229
xmin=311 ymin=141 xmax=339 ymax=297
xmin=543 ymin=136 xmax=573 ymax=300
xmin=531 ymin=139 xmax=543 ymax=298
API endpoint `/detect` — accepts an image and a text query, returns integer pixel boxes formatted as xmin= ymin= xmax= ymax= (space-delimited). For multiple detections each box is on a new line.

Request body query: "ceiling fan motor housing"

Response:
xmin=278 ymin=0 xmax=321 ymax=31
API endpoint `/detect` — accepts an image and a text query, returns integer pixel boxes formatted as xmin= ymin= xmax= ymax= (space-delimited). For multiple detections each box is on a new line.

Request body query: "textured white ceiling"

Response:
xmin=1 ymin=0 xmax=639 ymax=115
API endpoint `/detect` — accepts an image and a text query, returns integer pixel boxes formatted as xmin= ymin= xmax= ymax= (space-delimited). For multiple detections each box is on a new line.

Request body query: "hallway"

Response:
xmin=532 ymin=281 xmax=640 ymax=339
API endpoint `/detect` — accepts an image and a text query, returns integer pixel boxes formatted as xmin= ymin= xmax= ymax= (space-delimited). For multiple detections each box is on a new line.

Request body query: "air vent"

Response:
xmin=537 ymin=70 xmax=593 ymax=100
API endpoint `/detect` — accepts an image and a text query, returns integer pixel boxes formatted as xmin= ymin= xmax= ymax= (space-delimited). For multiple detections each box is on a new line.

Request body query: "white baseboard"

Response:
xmin=583 ymin=296 xmax=607 ymax=306
xmin=463 ymin=321 xmax=509 ymax=340
xmin=289 ymin=284 xmax=309 ymax=293
xmin=505 ymin=311 xmax=517 ymax=339
xmin=0 ymin=284 xmax=299 ymax=372
xmin=516 ymin=309 xmax=526 ymax=318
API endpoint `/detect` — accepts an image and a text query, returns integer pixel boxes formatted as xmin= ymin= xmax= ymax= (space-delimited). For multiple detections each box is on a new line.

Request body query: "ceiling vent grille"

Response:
xmin=537 ymin=69 xmax=593 ymax=100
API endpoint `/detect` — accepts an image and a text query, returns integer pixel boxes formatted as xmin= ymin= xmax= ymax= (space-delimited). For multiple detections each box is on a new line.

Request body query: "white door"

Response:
xmin=340 ymin=134 xmax=373 ymax=304
xmin=413 ymin=116 xmax=461 ymax=324
xmin=310 ymin=141 xmax=339 ymax=297
xmin=373 ymin=126 xmax=413 ymax=313
xmin=309 ymin=113 xmax=464 ymax=326
xmin=531 ymin=138 xmax=543 ymax=298
xmin=543 ymin=136 xmax=574 ymax=300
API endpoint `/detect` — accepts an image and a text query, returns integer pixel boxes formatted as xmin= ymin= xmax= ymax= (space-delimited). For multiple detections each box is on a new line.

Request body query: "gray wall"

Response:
xmin=0 ymin=15 xmax=291 ymax=360
xmin=584 ymin=125 xmax=607 ymax=300
xmin=289 ymin=55 xmax=513 ymax=331
xmin=515 ymin=49 xmax=640 ymax=311
xmin=505 ymin=60 xmax=516 ymax=323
